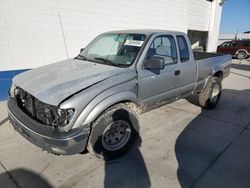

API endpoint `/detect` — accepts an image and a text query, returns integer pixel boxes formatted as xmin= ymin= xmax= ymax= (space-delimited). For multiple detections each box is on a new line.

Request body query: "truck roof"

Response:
xmin=104 ymin=29 xmax=186 ymax=36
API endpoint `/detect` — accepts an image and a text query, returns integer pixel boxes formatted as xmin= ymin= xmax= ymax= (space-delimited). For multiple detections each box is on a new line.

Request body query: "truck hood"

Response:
xmin=13 ymin=59 xmax=129 ymax=106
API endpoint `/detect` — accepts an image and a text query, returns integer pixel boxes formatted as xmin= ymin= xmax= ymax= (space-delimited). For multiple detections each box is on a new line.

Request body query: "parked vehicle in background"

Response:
xmin=7 ymin=30 xmax=232 ymax=160
xmin=217 ymin=39 xmax=250 ymax=59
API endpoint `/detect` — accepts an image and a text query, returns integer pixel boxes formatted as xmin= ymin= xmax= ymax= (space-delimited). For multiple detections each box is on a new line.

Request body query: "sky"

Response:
xmin=220 ymin=0 xmax=250 ymax=34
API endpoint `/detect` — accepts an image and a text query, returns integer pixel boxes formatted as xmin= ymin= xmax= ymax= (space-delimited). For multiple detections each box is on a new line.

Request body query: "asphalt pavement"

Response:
xmin=0 ymin=59 xmax=249 ymax=188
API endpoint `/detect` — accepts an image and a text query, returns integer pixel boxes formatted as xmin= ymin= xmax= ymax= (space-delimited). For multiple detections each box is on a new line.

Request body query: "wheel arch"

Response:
xmin=235 ymin=49 xmax=248 ymax=55
xmin=76 ymin=92 xmax=138 ymax=128
xmin=201 ymin=69 xmax=223 ymax=93
xmin=213 ymin=70 xmax=223 ymax=80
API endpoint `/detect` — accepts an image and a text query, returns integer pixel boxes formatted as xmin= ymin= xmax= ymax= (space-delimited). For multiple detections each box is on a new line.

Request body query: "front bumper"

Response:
xmin=7 ymin=98 xmax=89 ymax=155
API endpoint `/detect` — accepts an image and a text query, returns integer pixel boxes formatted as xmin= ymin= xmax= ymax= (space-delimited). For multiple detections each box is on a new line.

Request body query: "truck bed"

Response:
xmin=193 ymin=51 xmax=232 ymax=92
xmin=193 ymin=51 xmax=225 ymax=61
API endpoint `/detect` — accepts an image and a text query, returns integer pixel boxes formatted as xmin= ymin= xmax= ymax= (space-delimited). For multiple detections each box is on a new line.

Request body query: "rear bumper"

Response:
xmin=7 ymin=98 xmax=89 ymax=155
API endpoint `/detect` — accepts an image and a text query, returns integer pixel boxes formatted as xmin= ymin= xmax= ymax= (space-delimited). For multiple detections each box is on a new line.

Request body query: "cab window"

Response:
xmin=220 ymin=42 xmax=230 ymax=47
xmin=147 ymin=35 xmax=177 ymax=65
xmin=229 ymin=41 xmax=236 ymax=47
xmin=220 ymin=41 xmax=237 ymax=47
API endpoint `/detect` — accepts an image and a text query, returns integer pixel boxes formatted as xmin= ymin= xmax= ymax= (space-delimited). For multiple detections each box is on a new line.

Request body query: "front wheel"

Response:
xmin=87 ymin=103 xmax=139 ymax=161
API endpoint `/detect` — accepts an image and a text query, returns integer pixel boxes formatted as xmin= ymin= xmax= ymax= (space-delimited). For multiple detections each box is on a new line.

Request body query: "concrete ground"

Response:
xmin=0 ymin=59 xmax=249 ymax=188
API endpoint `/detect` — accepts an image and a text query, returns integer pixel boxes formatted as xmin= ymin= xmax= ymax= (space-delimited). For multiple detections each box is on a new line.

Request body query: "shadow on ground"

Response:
xmin=175 ymin=89 xmax=250 ymax=188
xmin=0 ymin=168 xmax=52 ymax=188
xmin=58 ymin=137 xmax=151 ymax=188
xmin=104 ymin=137 xmax=151 ymax=188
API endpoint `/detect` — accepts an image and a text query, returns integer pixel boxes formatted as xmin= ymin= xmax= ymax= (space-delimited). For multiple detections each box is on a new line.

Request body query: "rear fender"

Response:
xmin=201 ymin=67 xmax=223 ymax=92
xmin=200 ymin=75 xmax=213 ymax=93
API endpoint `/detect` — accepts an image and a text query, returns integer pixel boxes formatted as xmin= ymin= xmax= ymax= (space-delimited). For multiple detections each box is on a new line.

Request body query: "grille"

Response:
xmin=15 ymin=88 xmax=55 ymax=126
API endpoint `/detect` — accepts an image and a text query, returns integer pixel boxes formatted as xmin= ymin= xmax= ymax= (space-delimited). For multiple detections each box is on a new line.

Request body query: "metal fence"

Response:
xmin=218 ymin=33 xmax=250 ymax=45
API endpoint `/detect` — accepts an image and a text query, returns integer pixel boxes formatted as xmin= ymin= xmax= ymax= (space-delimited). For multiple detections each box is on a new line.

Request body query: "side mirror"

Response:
xmin=80 ymin=48 xmax=85 ymax=53
xmin=145 ymin=56 xmax=165 ymax=70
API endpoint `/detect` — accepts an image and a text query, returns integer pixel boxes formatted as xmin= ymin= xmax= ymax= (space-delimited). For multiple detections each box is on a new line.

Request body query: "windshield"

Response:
xmin=78 ymin=33 xmax=146 ymax=67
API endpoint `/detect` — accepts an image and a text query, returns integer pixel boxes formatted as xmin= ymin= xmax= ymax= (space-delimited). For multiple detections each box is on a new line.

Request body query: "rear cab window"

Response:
xmin=177 ymin=35 xmax=190 ymax=62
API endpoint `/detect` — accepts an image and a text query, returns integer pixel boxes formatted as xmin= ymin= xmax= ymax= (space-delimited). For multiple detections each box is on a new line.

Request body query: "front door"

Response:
xmin=137 ymin=35 xmax=181 ymax=109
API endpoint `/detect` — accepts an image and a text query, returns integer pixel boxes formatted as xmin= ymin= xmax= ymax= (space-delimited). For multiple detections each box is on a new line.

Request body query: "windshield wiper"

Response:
xmin=94 ymin=57 xmax=121 ymax=67
xmin=74 ymin=54 xmax=88 ymax=61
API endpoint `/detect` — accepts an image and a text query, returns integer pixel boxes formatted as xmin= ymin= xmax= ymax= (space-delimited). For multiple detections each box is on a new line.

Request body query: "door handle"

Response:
xmin=175 ymin=70 xmax=180 ymax=76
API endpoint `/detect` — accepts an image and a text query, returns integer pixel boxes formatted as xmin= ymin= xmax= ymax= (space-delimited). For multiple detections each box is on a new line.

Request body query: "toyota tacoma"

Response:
xmin=7 ymin=30 xmax=232 ymax=160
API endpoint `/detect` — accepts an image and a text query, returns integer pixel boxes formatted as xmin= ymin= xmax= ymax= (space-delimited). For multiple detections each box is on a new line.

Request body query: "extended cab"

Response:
xmin=7 ymin=30 xmax=232 ymax=160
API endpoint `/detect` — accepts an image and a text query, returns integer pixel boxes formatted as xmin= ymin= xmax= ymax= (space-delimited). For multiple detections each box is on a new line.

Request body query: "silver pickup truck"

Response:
xmin=7 ymin=30 xmax=231 ymax=160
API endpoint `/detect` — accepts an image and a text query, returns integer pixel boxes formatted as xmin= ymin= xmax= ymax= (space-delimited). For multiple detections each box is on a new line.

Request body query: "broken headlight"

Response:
xmin=9 ymin=84 xmax=17 ymax=98
xmin=12 ymin=86 xmax=75 ymax=128
xmin=52 ymin=108 xmax=75 ymax=127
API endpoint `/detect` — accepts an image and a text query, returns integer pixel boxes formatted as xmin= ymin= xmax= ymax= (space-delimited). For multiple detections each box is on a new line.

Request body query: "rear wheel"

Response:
xmin=237 ymin=51 xmax=247 ymax=60
xmin=87 ymin=103 xmax=139 ymax=161
xmin=187 ymin=77 xmax=222 ymax=109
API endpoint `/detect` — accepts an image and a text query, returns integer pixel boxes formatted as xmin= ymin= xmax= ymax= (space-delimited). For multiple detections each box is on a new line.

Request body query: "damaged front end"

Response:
xmin=13 ymin=86 xmax=75 ymax=129
xmin=7 ymin=85 xmax=89 ymax=155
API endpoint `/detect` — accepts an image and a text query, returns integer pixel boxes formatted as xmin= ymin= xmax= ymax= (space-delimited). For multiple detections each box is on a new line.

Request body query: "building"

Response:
xmin=0 ymin=0 xmax=224 ymax=100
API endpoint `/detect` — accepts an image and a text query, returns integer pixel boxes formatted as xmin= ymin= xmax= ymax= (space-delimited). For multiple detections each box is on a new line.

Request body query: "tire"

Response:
xmin=236 ymin=51 xmax=247 ymax=60
xmin=187 ymin=77 xmax=222 ymax=109
xmin=87 ymin=103 xmax=139 ymax=161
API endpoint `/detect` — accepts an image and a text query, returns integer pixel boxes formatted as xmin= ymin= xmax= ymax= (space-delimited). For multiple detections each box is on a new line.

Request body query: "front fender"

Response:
xmin=72 ymin=91 xmax=137 ymax=129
